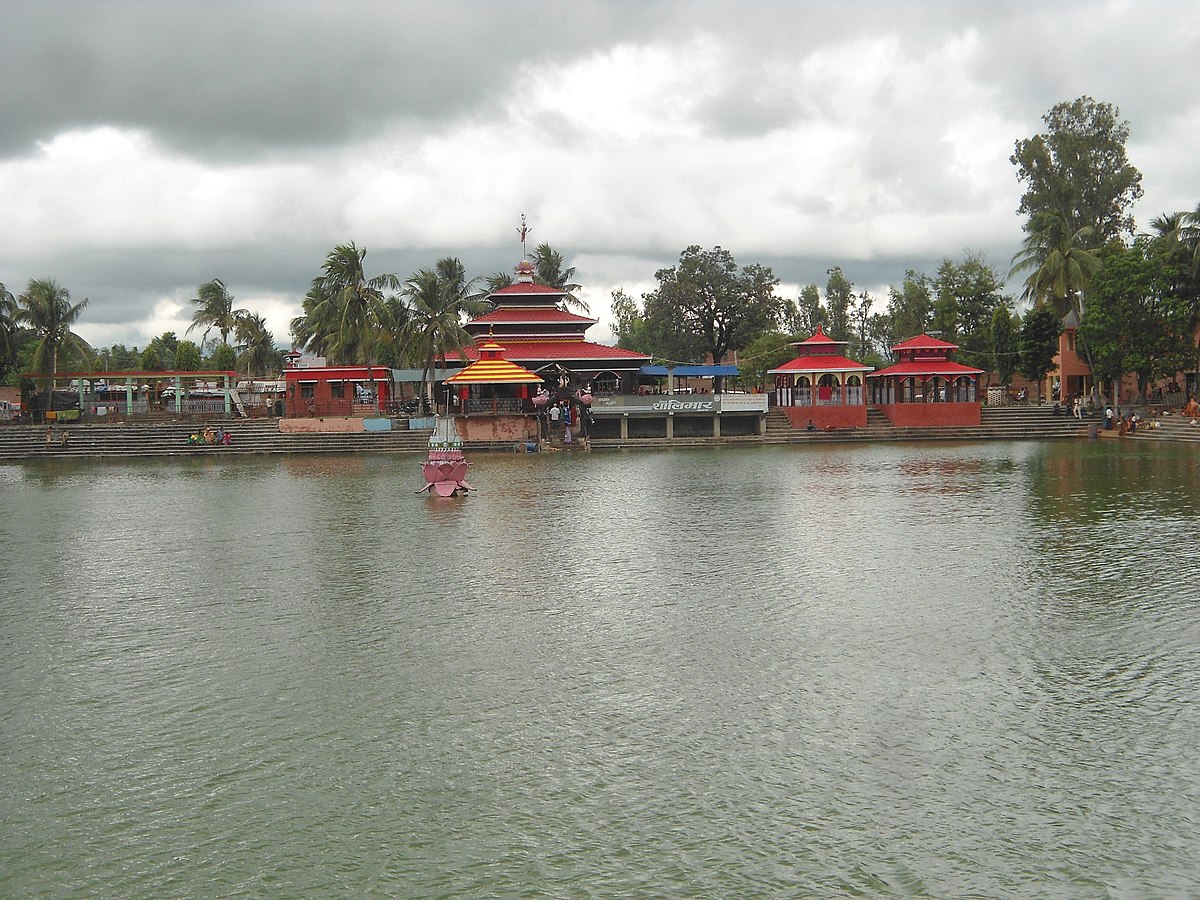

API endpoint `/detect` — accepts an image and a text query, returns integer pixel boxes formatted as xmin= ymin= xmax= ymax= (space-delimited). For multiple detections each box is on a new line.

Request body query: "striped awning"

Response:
xmin=444 ymin=340 xmax=543 ymax=385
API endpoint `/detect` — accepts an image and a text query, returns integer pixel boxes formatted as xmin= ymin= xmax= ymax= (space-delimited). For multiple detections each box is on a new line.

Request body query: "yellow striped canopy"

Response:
xmin=444 ymin=340 xmax=543 ymax=385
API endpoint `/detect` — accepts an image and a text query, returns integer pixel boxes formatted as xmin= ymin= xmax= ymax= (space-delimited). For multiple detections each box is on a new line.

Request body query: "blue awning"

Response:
xmin=639 ymin=364 xmax=739 ymax=377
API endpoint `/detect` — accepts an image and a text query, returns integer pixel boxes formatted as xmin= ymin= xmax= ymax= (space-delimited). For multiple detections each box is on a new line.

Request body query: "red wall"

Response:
xmin=877 ymin=402 xmax=981 ymax=427
xmin=782 ymin=406 xmax=866 ymax=429
xmin=457 ymin=415 xmax=537 ymax=442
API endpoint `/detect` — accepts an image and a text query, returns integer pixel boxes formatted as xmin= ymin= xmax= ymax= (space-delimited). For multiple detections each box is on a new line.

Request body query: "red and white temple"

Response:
xmin=867 ymin=334 xmax=984 ymax=427
xmin=767 ymin=327 xmax=873 ymax=429
xmin=456 ymin=259 xmax=650 ymax=396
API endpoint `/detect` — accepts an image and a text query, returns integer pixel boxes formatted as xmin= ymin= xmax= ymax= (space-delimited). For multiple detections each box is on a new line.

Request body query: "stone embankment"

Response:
xmin=1124 ymin=415 xmax=1200 ymax=444
xmin=7 ymin=405 xmax=1191 ymax=461
xmin=0 ymin=418 xmax=433 ymax=461
xmin=588 ymin=404 xmax=1088 ymax=450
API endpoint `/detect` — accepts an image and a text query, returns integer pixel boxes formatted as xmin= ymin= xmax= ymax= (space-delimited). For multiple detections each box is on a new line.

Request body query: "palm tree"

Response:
xmin=299 ymin=243 xmax=400 ymax=365
xmin=15 ymin=278 xmax=91 ymax=413
xmin=1009 ymin=210 xmax=1101 ymax=319
xmin=234 ymin=313 xmax=278 ymax=375
xmin=402 ymin=257 xmax=486 ymax=407
xmin=0 ymin=281 xmax=19 ymax=379
xmin=532 ymin=242 xmax=588 ymax=312
xmin=187 ymin=278 xmax=245 ymax=346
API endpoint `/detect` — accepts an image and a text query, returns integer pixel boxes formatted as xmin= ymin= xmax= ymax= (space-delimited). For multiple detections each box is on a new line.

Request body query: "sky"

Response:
xmin=2 ymin=0 xmax=1198 ymax=353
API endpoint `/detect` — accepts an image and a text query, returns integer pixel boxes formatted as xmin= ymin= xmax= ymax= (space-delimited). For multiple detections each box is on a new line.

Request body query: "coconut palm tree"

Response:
xmin=15 ymin=278 xmax=91 ymax=412
xmin=1009 ymin=210 xmax=1101 ymax=319
xmin=187 ymin=278 xmax=246 ymax=346
xmin=0 ymin=281 xmax=19 ymax=380
xmin=402 ymin=257 xmax=486 ymax=407
xmin=298 ymin=243 xmax=400 ymax=365
xmin=234 ymin=313 xmax=279 ymax=375
xmin=532 ymin=242 xmax=588 ymax=312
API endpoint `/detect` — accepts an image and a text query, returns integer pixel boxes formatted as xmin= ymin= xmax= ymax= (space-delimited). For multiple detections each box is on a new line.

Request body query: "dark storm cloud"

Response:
xmin=0 ymin=0 xmax=644 ymax=157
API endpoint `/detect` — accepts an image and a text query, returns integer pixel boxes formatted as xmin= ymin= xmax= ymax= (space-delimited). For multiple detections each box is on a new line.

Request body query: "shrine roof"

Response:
xmin=767 ymin=355 xmax=873 ymax=374
xmin=489 ymin=282 xmax=566 ymax=297
xmin=445 ymin=341 xmax=542 ymax=385
xmin=471 ymin=307 xmax=596 ymax=326
xmin=891 ymin=333 xmax=960 ymax=352
xmin=868 ymin=360 xmax=984 ymax=378
xmin=460 ymin=339 xmax=649 ymax=363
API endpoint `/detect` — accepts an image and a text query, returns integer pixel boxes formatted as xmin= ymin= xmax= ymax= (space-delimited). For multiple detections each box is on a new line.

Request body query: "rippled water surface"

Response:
xmin=2 ymin=440 xmax=1199 ymax=897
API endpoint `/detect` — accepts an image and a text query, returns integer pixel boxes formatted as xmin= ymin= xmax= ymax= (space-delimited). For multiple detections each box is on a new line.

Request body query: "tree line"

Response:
xmin=611 ymin=96 xmax=1200 ymax=403
xmin=0 ymin=242 xmax=577 ymax=405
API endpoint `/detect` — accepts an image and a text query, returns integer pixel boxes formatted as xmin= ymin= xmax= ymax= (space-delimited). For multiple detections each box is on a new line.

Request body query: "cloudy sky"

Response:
xmin=3 ymin=0 xmax=1198 ymax=352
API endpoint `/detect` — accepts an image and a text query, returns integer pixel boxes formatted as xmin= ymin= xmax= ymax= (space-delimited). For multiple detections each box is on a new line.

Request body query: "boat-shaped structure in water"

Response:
xmin=418 ymin=415 xmax=474 ymax=497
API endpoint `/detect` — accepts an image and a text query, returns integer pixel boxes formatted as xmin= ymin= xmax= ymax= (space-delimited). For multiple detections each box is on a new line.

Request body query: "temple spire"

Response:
xmin=517 ymin=213 xmax=531 ymax=260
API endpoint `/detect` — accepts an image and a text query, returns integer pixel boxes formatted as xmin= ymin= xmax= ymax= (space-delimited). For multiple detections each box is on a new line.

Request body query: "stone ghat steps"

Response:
xmin=0 ymin=420 xmax=434 ymax=460
xmin=1126 ymin=419 xmax=1200 ymax=443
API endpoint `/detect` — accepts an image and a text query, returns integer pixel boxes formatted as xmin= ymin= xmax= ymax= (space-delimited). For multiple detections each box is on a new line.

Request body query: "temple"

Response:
xmin=867 ymin=334 xmax=984 ymax=426
xmin=767 ymin=327 xmax=873 ymax=429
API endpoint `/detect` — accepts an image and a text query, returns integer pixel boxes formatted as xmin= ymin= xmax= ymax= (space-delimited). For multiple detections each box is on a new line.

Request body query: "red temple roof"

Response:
xmin=471 ymin=307 xmax=596 ymax=326
xmin=869 ymin=360 xmax=983 ymax=379
xmin=768 ymin=355 xmax=873 ymax=374
xmin=460 ymin=339 xmax=648 ymax=363
xmin=891 ymin=333 xmax=960 ymax=353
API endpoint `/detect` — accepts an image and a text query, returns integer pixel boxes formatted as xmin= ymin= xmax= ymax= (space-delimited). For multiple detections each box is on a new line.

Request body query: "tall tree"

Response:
xmin=886 ymin=270 xmax=933 ymax=345
xmin=1011 ymin=96 xmax=1143 ymax=246
xmin=1081 ymin=237 xmax=1194 ymax=401
xmin=174 ymin=340 xmax=202 ymax=371
xmin=824 ymin=267 xmax=853 ymax=342
xmin=188 ymin=278 xmax=245 ymax=346
xmin=794 ymin=284 xmax=826 ymax=336
xmin=640 ymin=246 xmax=783 ymax=375
xmin=402 ymin=257 xmax=485 ymax=405
xmin=1009 ymin=210 xmax=1102 ymax=319
xmin=531 ymin=242 xmax=587 ymax=312
xmin=15 ymin=278 xmax=90 ymax=410
xmin=1018 ymin=307 xmax=1062 ymax=402
xmin=0 ymin=280 xmax=19 ymax=383
xmin=934 ymin=253 xmax=1009 ymax=371
xmin=293 ymin=243 xmax=400 ymax=366
xmin=233 ymin=314 xmax=279 ymax=375
xmin=990 ymin=306 xmax=1019 ymax=386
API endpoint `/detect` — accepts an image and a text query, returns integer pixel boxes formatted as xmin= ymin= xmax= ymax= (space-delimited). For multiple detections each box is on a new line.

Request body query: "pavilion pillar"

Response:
xmin=621 ymin=415 xmax=628 ymax=440
xmin=713 ymin=412 xmax=721 ymax=438
xmin=223 ymin=374 xmax=232 ymax=417
xmin=125 ymin=377 xmax=134 ymax=415
xmin=174 ymin=376 xmax=182 ymax=413
xmin=666 ymin=413 xmax=674 ymax=439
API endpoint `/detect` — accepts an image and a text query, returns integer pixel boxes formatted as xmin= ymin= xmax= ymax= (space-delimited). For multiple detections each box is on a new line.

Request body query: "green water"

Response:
xmin=2 ymin=440 xmax=1198 ymax=897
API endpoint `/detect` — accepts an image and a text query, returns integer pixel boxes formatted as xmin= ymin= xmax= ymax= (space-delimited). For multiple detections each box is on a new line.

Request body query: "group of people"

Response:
xmin=187 ymin=426 xmax=231 ymax=446
xmin=547 ymin=401 xmax=575 ymax=444
xmin=43 ymin=426 xmax=69 ymax=448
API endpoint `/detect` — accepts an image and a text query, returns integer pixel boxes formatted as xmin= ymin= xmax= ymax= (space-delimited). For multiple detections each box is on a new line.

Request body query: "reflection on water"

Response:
xmin=2 ymin=440 xmax=1199 ymax=897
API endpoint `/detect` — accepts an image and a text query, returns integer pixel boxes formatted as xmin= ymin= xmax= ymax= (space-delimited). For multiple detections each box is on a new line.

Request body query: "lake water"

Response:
xmin=2 ymin=440 xmax=1199 ymax=897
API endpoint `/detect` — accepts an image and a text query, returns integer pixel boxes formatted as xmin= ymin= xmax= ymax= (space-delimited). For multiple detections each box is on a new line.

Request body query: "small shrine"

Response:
xmin=767 ymin=327 xmax=873 ymax=429
xmin=444 ymin=337 xmax=544 ymax=442
xmin=867 ymin=334 xmax=984 ymax=426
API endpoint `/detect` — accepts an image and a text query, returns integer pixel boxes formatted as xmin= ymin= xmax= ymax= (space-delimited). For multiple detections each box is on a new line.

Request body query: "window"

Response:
xmin=300 ymin=384 xmax=315 ymax=399
xmin=330 ymin=382 xmax=344 ymax=399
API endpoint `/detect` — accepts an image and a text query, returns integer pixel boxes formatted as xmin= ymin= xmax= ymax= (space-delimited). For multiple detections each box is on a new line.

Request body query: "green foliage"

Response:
xmin=933 ymin=253 xmax=1009 ymax=371
xmin=991 ymin=306 xmax=1018 ymax=385
xmin=739 ymin=331 xmax=796 ymax=390
xmin=1010 ymin=210 xmax=1101 ymax=317
xmin=209 ymin=343 xmax=237 ymax=372
xmin=1081 ymin=238 xmax=1195 ymax=398
xmin=188 ymin=278 xmax=245 ymax=346
xmin=233 ymin=313 xmax=280 ymax=375
xmin=174 ymin=340 xmax=202 ymax=371
xmin=531 ymin=243 xmax=586 ymax=312
xmin=824 ymin=267 xmax=853 ymax=342
xmin=639 ymin=246 xmax=784 ymax=367
xmin=14 ymin=279 xmax=91 ymax=396
xmin=793 ymin=284 xmax=826 ymax=336
xmin=140 ymin=345 xmax=164 ymax=371
xmin=1018 ymin=307 xmax=1062 ymax=400
xmin=1011 ymin=96 xmax=1143 ymax=245
xmin=885 ymin=271 xmax=933 ymax=346
xmin=401 ymin=257 xmax=485 ymax=401
xmin=291 ymin=243 xmax=400 ymax=365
